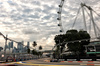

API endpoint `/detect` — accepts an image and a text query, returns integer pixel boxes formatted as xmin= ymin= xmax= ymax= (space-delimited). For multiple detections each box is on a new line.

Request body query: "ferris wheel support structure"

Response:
xmin=57 ymin=0 xmax=100 ymax=38
xmin=81 ymin=3 xmax=87 ymax=31
xmin=82 ymin=3 xmax=98 ymax=38
xmin=90 ymin=9 xmax=97 ymax=38
xmin=55 ymin=0 xmax=100 ymax=59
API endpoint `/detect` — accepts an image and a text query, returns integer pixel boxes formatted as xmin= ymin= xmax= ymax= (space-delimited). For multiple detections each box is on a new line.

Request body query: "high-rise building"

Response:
xmin=10 ymin=41 xmax=13 ymax=48
xmin=21 ymin=41 xmax=24 ymax=51
xmin=8 ymin=42 xmax=11 ymax=50
xmin=27 ymin=41 xmax=30 ymax=49
xmin=4 ymin=44 xmax=8 ymax=51
xmin=13 ymin=47 xmax=17 ymax=53
xmin=17 ymin=42 xmax=21 ymax=50
xmin=17 ymin=41 xmax=24 ymax=53
xmin=12 ymin=41 xmax=29 ymax=53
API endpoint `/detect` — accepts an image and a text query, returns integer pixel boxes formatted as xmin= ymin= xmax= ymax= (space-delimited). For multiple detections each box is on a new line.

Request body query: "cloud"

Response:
xmin=0 ymin=0 xmax=100 ymax=50
xmin=22 ymin=28 xmax=39 ymax=34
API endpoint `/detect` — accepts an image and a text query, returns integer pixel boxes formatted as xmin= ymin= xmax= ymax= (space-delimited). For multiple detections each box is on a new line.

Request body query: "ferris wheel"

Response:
xmin=57 ymin=0 xmax=100 ymax=39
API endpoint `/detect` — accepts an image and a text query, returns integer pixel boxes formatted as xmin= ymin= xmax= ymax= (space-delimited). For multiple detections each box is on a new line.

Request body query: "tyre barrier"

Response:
xmin=50 ymin=60 xmax=61 ymax=62
xmin=6 ymin=59 xmax=15 ymax=62
xmin=80 ymin=64 xmax=100 ymax=65
xmin=60 ymin=61 xmax=100 ymax=63
xmin=16 ymin=59 xmax=27 ymax=61
xmin=44 ymin=59 xmax=100 ymax=63
xmin=16 ymin=59 xmax=19 ymax=62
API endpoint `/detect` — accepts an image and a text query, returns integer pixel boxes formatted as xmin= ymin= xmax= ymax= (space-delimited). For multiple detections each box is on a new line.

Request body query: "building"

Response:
xmin=12 ymin=41 xmax=28 ymax=53
xmin=84 ymin=41 xmax=100 ymax=56
xmin=4 ymin=44 xmax=8 ymax=51
xmin=17 ymin=42 xmax=23 ymax=53
xmin=12 ymin=47 xmax=17 ymax=53
xmin=27 ymin=42 xmax=29 ymax=48
xmin=8 ymin=42 xmax=11 ymax=50
xmin=10 ymin=41 xmax=13 ymax=48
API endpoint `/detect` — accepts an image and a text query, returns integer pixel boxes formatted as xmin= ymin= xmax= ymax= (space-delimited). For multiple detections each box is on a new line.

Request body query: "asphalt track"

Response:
xmin=1 ymin=58 xmax=100 ymax=66
xmin=1 ymin=61 xmax=100 ymax=66
xmin=0 ymin=62 xmax=81 ymax=66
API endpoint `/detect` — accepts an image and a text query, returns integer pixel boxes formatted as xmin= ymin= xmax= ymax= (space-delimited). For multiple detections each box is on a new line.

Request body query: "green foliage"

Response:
xmin=32 ymin=49 xmax=38 ymax=55
xmin=78 ymin=30 xmax=90 ymax=55
xmin=54 ymin=29 xmax=90 ymax=56
xmin=54 ymin=34 xmax=66 ymax=53
xmin=66 ymin=30 xmax=81 ymax=53
xmin=38 ymin=52 xmax=43 ymax=56
xmin=32 ymin=49 xmax=43 ymax=57
xmin=27 ymin=48 xmax=30 ymax=54
xmin=33 ymin=41 xmax=37 ymax=47
xmin=39 ymin=46 xmax=42 ymax=50
xmin=54 ymin=34 xmax=66 ymax=44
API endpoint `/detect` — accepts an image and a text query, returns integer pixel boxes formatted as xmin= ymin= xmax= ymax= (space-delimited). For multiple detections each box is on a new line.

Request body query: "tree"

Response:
xmin=54 ymin=29 xmax=90 ymax=56
xmin=32 ymin=49 xmax=38 ymax=55
xmin=39 ymin=46 xmax=42 ymax=50
xmin=54 ymin=34 xmax=66 ymax=58
xmin=54 ymin=34 xmax=65 ymax=44
xmin=38 ymin=46 xmax=43 ymax=58
xmin=33 ymin=41 xmax=37 ymax=49
xmin=0 ymin=47 xmax=3 ymax=51
xmin=66 ymin=30 xmax=81 ymax=55
xmin=78 ymin=30 xmax=90 ymax=55
xmin=66 ymin=29 xmax=90 ymax=55
xmin=54 ymin=34 xmax=66 ymax=52
xmin=27 ymin=48 xmax=30 ymax=54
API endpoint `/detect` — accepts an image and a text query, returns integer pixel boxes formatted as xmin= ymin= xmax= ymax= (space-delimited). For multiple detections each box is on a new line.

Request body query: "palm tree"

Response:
xmin=38 ymin=46 xmax=43 ymax=58
xmin=32 ymin=41 xmax=37 ymax=49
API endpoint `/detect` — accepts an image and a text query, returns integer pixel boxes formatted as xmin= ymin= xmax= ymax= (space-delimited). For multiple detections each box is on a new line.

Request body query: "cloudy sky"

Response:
xmin=0 ymin=0 xmax=100 ymax=50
